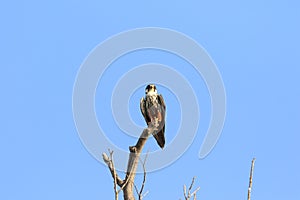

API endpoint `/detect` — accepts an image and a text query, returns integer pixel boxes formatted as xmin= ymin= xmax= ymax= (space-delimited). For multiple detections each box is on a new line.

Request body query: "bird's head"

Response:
xmin=145 ymin=84 xmax=157 ymax=95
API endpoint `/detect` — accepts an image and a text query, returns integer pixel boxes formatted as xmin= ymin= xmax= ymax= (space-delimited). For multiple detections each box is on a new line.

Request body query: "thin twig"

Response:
xmin=102 ymin=152 xmax=124 ymax=187
xmin=248 ymin=158 xmax=256 ymax=200
xmin=191 ymin=187 xmax=200 ymax=200
xmin=139 ymin=153 xmax=149 ymax=199
xmin=132 ymin=152 xmax=149 ymax=200
xmin=134 ymin=183 xmax=139 ymax=197
xmin=109 ymin=150 xmax=119 ymax=200
xmin=183 ymin=185 xmax=187 ymax=200
xmin=188 ymin=177 xmax=196 ymax=194
xmin=183 ymin=177 xmax=200 ymax=200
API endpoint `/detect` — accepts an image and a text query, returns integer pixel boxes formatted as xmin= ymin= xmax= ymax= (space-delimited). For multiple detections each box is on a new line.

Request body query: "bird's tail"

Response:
xmin=153 ymin=125 xmax=165 ymax=149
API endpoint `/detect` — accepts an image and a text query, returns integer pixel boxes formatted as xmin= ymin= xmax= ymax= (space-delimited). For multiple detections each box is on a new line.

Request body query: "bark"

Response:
xmin=103 ymin=128 xmax=151 ymax=200
xmin=247 ymin=158 xmax=256 ymax=200
xmin=123 ymin=128 xmax=151 ymax=200
xmin=182 ymin=177 xmax=200 ymax=200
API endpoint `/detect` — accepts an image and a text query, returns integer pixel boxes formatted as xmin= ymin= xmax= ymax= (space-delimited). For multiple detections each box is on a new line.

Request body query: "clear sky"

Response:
xmin=1 ymin=1 xmax=300 ymax=200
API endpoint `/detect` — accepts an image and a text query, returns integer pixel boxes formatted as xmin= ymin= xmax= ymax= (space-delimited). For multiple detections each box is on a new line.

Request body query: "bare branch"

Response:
xmin=102 ymin=152 xmax=124 ymax=187
xmin=188 ymin=177 xmax=196 ymax=193
xmin=102 ymin=150 xmax=122 ymax=200
xmin=183 ymin=177 xmax=200 ymax=200
xmin=191 ymin=187 xmax=200 ymax=200
xmin=102 ymin=125 xmax=154 ymax=200
xmin=132 ymin=153 xmax=149 ymax=200
xmin=109 ymin=150 xmax=119 ymax=200
xmin=183 ymin=185 xmax=187 ymax=200
xmin=122 ymin=128 xmax=152 ymax=200
xmin=133 ymin=183 xmax=139 ymax=198
xmin=138 ymin=153 xmax=149 ymax=199
xmin=111 ymin=152 xmax=118 ymax=200
xmin=247 ymin=158 xmax=256 ymax=200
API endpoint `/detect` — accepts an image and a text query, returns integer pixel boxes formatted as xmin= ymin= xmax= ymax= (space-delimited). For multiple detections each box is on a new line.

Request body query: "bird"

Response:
xmin=140 ymin=84 xmax=166 ymax=149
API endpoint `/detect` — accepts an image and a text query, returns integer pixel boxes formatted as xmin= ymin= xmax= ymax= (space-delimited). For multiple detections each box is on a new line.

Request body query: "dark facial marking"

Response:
xmin=153 ymin=85 xmax=156 ymax=91
xmin=146 ymin=84 xmax=151 ymax=91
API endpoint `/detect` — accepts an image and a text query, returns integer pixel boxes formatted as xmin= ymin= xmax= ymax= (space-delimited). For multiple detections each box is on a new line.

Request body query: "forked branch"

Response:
xmin=103 ymin=128 xmax=152 ymax=200
xmin=102 ymin=150 xmax=122 ymax=200
xmin=133 ymin=153 xmax=149 ymax=200
xmin=182 ymin=177 xmax=200 ymax=200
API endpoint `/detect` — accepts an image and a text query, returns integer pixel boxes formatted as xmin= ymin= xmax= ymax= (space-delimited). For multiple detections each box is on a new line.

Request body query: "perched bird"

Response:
xmin=140 ymin=84 xmax=166 ymax=148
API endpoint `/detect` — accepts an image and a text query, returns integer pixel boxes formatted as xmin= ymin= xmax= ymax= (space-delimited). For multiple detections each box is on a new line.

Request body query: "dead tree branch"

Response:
xmin=133 ymin=153 xmax=149 ymax=200
xmin=103 ymin=128 xmax=152 ymax=200
xmin=106 ymin=150 xmax=119 ymax=200
xmin=102 ymin=151 xmax=124 ymax=187
xmin=123 ymin=128 xmax=151 ymax=200
xmin=139 ymin=152 xmax=148 ymax=199
xmin=102 ymin=150 xmax=123 ymax=200
xmin=247 ymin=158 xmax=256 ymax=200
xmin=183 ymin=177 xmax=200 ymax=200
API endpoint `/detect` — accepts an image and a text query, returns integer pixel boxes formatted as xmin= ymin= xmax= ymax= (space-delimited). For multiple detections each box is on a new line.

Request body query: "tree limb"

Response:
xmin=102 ymin=152 xmax=124 ymax=187
xmin=247 ymin=158 xmax=256 ymax=200
xmin=133 ymin=153 xmax=149 ymax=200
xmin=123 ymin=128 xmax=151 ymax=200
xmin=103 ymin=127 xmax=152 ymax=200
xmin=139 ymin=152 xmax=148 ymax=199
xmin=183 ymin=177 xmax=200 ymax=200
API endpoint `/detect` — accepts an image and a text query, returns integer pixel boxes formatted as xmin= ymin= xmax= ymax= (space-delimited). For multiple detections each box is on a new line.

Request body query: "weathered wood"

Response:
xmin=103 ymin=128 xmax=152 ymax=200
xmin=182 ymin=177 xmax=200 ymax=200
xmin=123 ymin=128 xmax=151 ymax=200
xmin=247 ymin=158 xmax=256 ymax=200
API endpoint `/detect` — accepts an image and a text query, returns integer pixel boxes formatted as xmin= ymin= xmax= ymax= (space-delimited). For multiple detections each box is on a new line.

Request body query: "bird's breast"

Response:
xmin=145 ymin=94 xmax=158 ymax=107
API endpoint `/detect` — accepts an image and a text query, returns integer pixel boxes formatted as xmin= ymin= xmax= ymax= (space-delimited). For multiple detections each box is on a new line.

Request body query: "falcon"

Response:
xmin=140 ymin=84 xmax=166 ymax=149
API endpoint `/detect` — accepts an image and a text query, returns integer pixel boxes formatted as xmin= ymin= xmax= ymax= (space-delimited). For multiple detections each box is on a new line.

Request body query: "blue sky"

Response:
xmin=1 ymin=1 xmax=300 ymax=199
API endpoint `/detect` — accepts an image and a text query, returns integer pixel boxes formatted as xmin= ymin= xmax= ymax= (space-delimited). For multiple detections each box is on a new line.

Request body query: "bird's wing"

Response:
xmin=140 ymin=97 xmax=148 ymax=124
xmin=157 ymin=94 xmax=166 ymax=118
xmin=154 ymin=94 xmax=166 ymax=149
